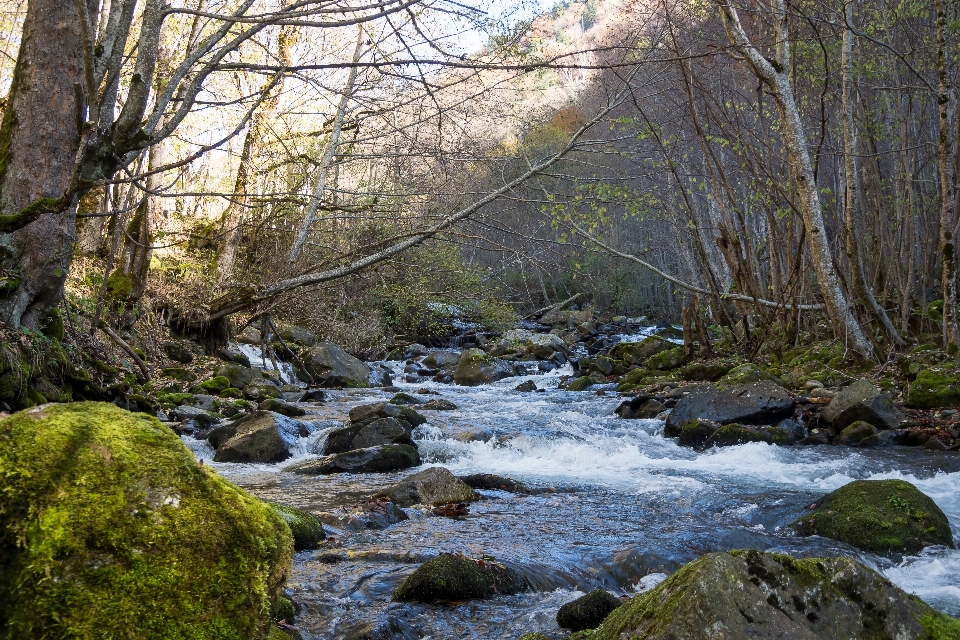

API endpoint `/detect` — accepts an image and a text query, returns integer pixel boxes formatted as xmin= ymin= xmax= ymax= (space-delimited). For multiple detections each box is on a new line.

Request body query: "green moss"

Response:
xmin=220 ymin=387 xmax=244 ymax=399
xmin=919 ymin=610 xmax=960 ymax=639
xmin=271 ymin=593 xmax=296 ymax=623
xmin=157 ymin=392 xmax=196 ymax=407
xmin=161 ymin=367 xmax=198 ymax=382
xmin=907 ymin=369 xmax=960 ymax=409
xmin=105 ymin=270 xmax=135 ymax=301
xmin=716 ymin=363 xmax=781 ymax=390
xmin=790 ymin=479 xmax=953 ymax=554
xmin=200 ymin=376 xmax=232 ymax=394
xmin=646 ymin=346 xmax=683 ymax=371
xmin=566 ymin=376 xmax=596 ymax=391
xmin=0 ymin=402 xmax=293 ymax=639
xmin=258 ymin=398 xmax=306 ymax=417
xmin=398 ymin=406 xmax=427 ymax=427
xmin=41 ymin=309 xmax=64 ymax=341
xmin=392 ymin=553 xmax=521 ymax=603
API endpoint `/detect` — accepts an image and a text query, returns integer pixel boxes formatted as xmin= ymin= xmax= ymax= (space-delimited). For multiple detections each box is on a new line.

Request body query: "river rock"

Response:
xmin=0 ymin=402 xmax=292 ymax=639
xmin=284 ymin=444 xmax=421 ymax=475
xmin=422 ymin=349 xmax=461 ymax=369
xmin=704 ymin=423 xmax=795 ymax=448
xmin=350 ymin=401 xmax=401 ymax=423
xmin=515 ymin=380 xmax=537 ymax=392
xmin=169 ymin=404 xmax=220 ymax=427
xmin=392 ymin=553 xmax=523 ymax=603
xmin=715 ymin=363 xmax=783 ymax=389
xmin=316 ymin=496 xmax=408 ymax=531
xmin=243 ymin=381 xmax=282 ymax=402
xmin=421 ymin=399 xmax=457 ymax=411
xmin=582 ymin=549 xmax=960 ymax=640
xmin=664 ymin=382 xmax=795 ymax=437
xmin=611 ymin=337 xmax=673 ymax=365
xmin=367 ymin=364 xmax=393 ymax=387
xmin=906 ymin=369 xmax=960 ymax=408
xmin=257 ymin=398 xmax=306 ymax=417
xmin=390 ymin=392 xmax=424 ymax=405
xmin=296 ymin=342 xmax=371 ymax=388
xmin=615 ymin=395 xmax=665 ymax=419
xmin=278 ymin=325 xmax=317 ymax=347
xmin=216 ymin=362 xmax=260 ymax=389
xmin=325 ymin=417 xmax=414 ymax=454
xmin=454 ymin=348 xmax=519 ymax=386
xmin=496 ymin=329 xmax=570 ymax=360
xmin=267 ymin=502 xmax=325 ymax=550
xmin=835 ymin=420 xmax=878 ymax=446
xmin=217 ymin=345 xmax=251 ymax=367
xmin=821 ymin=379 xmax=903 ymax=430
xmin=459 ymin=473 xmax=530 ymax=493
xmin=209 ymin=410 xmax=310 ymax=463
xmin=163 ymin=340 xmax=194 ymax=364
xmin=235 ymin=325 xmax=262 ymax=344
xmin=373 ymin=467 xmax=480 ymax=507
xmin=556 ymin=588 xmax=622 ymax=631
xmin=790 ymin=479 xmax=952 ymax=554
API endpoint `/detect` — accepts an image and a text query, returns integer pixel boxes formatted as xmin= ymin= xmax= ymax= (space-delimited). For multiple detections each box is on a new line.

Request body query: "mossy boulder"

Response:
xmin=556 ymin=588 xmax=622 ymax=631
xmin=200 ymin=375 xmax=232 ymax=394
xmin=161 ymin=366 xmax=197 ymax=382
xmin=373 ymin=467 xmax=480 ymax=507
xmin=679 ymin=361 xmax=732 ymax=382
xmin=715 ymin=363 xmax=782 ymax=390
xmin=790 ymin=479 xmax=953 ymax=554
xmin=581 ymin=549 xmax=960 ymax=640
xmin=258 ymin=398 xmax=306 ymax=417
xmin=907 ymin=369 xmax=960 ymax=409
xmin=664 ymin=382 xmax=795 ymax=436
xmin=392 ymin=553 xmax=522 ymax=603
xmin=566 ymin=376 xmax=596 ymax=391
xmin=210 ymin=411 xmax=311 ymax=463
xmin=0 ymin=402 xmax=293 ymax=639
xmin=616 ymin=367 xmax=654 ymax=392
xmin=704 ymin=423 xmax=794 ymax=448
xmin=244 ymin=382 xmax=282 ymax=401
xmin=835 ymin=420 xmax=879 ymax=446
xmin=266 ymin=503 xmax=325 ymax=550
xmin=647 ymin=346 xmax=683 ymax=371
xmin=454 ymin=348 xmax=519 ymax=386
xmin=217 ymin=362 xmax=259 ymax=389
xmin=390 ymin=392 xmax=424 ymax=405
xmin=295 ymin=342 xmax=371 ymax=388
xmin=611 ymin=337 xmax=672 ymax=365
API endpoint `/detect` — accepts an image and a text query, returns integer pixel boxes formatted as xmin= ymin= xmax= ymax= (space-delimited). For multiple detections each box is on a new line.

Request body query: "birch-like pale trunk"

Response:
xmin=935 ymin=0 xmax=959 ymax=352
xmin=286 ymin=27 xmax=364 ymax=264
xmin=714 ymin=0 xmax=874 ymax=360
xmin=840 ymin=0 xmax=904 ymax=346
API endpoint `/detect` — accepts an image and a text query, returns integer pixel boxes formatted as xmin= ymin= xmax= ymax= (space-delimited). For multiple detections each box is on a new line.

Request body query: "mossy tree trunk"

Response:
xmin=0 ymin=0 xmax=97 ymax=329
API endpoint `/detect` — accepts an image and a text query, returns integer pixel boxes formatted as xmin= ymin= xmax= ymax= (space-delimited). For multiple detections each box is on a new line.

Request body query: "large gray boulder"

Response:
xmin=325 ymin=417 xmax=415 ymax=453
xmin=664 ymin=381 xmax=795 ymax=437
xmin=821 ymin=379 xmax=904 ymax=430
xmin=582 ymin=549 xmax=960 ymax=640
xmin=422 ymin=349 xmax=461 ymax=369
xmin=373 ymin=467 xmax=480 ymax=507
xmin=454 ymin=348 xmax=519 ymax=386
xmin=215 ymin=362 xmax=259 ymax=389
xmin=278 ymin=325 xmax=317 ymax=347
xmin=495 ymin=329 xmax=570 ymax=360
xmin=295 ymin=342 xmax=371 ymax=388
xmin=284 ymin=444 xmax=421 ymax=474
xmin=209 ymin=410 xmax=310 ymax=463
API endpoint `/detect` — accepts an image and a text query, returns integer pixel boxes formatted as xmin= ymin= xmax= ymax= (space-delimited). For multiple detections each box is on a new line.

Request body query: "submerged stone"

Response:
xmin=556 ymin=588 xmax=622 ymax=631
xmin=0 ymin=402 xmax=292 ymax=639
xmin=790 ymin=479 xmax=952 ymax=555
xmin=267 ymin=502 xmax=325 ymax=550
xmin=284 ymin=444 xmax=421 ymax=475
xmin=373 ymin=467 xmax=480 ymax=507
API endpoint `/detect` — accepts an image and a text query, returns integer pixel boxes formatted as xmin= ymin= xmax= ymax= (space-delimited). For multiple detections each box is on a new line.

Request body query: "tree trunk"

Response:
xmin=935 ymin=0 xmax=959 ymax=352
xmin=714 ymin=0 xmax=874 ymax=360
xmin=0 ymin=0 xmax=95 ymax=329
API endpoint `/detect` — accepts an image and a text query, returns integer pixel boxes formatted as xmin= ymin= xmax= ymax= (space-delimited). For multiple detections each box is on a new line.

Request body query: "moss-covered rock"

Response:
xmin=397 ymin=405 xmax=427 ymax=427
xmin=0 ymin=402 xmax=293 ymax=639
xmin=217 ymin=362 xmax=259 ymax=390
xmin=835 ymin=420 xmax=878 ymax=446
xmin=244 ymin=382 xmax=282 ymax=401
xmin=647 ymin=346 xmax=683 ymax=371
xmin=392 ymin=553 xmax=522 ymax=603
xmin=611 ymin=337 xmax=672 ymax=365
xmin=679 ymin=361 xmax=732 ymax=382
xmin=705 ymin=423 xmax=793 ymax=448
xmin=790 ymin=479 xmax=953 ymax=554
xmin=583 ymin=549 xmax=960 ymax=640
xmin=258 ymin=398 xmax=306 ymax=417
xmin=267 ymin=503 xmax=325 ymax=550
xmin=200 ymin=375 xmax=232 ymax=394
xmin=566 ymin=376 xmax=595 ymax=391
xmin=907 ymin=369 xmax=960 ymax=409
xmin=556 ymin=588 xmax=622 ymax=631
xmin=160 ymin=366 xmax=198 ymax=382
xmin=716 ymin=363 xmax=782 ymax=390
xmin=454 ymin=348 xmax=519 ymax=386
xmin=374 ymin=467 xmax=480 ymax=507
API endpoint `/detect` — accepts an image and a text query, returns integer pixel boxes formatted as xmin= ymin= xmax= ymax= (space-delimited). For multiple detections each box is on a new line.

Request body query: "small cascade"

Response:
xmin=232 ymin=342 xmax=302 ymax=386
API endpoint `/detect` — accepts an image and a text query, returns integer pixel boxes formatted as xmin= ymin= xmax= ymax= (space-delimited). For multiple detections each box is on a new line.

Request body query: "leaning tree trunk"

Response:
xmin=0 ymin=0 xmax=94 ymax=329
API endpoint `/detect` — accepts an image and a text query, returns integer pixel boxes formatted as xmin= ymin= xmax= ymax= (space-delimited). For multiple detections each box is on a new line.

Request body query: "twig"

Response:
xmin=98 ymin=322 xmax=151 ymax=381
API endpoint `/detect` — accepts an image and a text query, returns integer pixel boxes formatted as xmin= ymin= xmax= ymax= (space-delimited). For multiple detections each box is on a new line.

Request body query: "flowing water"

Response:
xmin=183 ymin=353 xmax=960 ymax=639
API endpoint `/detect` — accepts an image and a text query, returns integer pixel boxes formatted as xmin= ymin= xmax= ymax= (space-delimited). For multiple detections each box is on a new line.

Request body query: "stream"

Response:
xmin=183 ymin=352 xmax=960 ymax=639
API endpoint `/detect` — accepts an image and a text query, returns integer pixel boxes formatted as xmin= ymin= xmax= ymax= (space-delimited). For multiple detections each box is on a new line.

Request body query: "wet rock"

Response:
xmin=267 ymin=502 xmax=325 ymax=550
xmin=906 ymin=369 xmax=960 ymax=409
xmin=298 ymin=388 xmax=326 ymax=403
xmin=389 ymin=392 xmax=424 ymax=405
xmin=367 ymin=364 xmax=393 ymax=388
xmin=797 ymin=428 xmax=830 ymax=445
xmin=646 ymin=347 xmax=683 ymax=371
xmin=556 ymin=588 xmax=622 ymax=631
xmin=611 ymin=337 xmax=673 ymax=365
xmin=216 ymin=362 xmax=259 ymax=390
xmin=210 ymin=410 xmax=311 ymax=463
xmin=678 ymin=361 xmax=731 ymax=382
xmin=422 ymin=349 xmax=461 ymax=369
xmin=586 ymin=549 xmax=960 ymax=640
xmin=373 ymin=467 xmax=480 ymax=507
xmin=565 ymin=376 xmax=595 ymax=391
xmin=218 ymin=345 xmax=251 ymax=367
xmin=284 ymin=444 xmax=421 ymax=475
xmin=715 ymin=363 xmax=783 ymax=389
xmin=169 ymin=404 xmax=220 ymax=427
xmin=677 ymin=419 xmax=722 ymax=448
xmin=316 ymin=496 xmax=409 ymax=530
xmin=615 ymin=395 xmax=665 ymax=419
xmin=459 ymin=473 xmax=530 ymax=493
xmin=821 ymin=379 xmax=904 ymax=430
xmin=924 ymin=437 xmax=950 ymax=451
xmin=258 ymin=398 xmax=306 ymax=417
xmin=454 ymin=349 xmax=519 ymax=386
xmin=397 ymin=406 xmax=427 ymax=427
xmin=495 ymin=329 xmax=570 ymax=360
xmin=515 ymin=380 xmax=537 ymax=392
xmin=704 ymin=423 xmax=794 ymax=448
xmin=664 ymin=382 xmax=795 ymax=437
xmin=163 ymin=341 xmax=194 ymax=364
xmin=325 ymin=417 xmax=414 ymax=454
xmin=199 ymin=376 xmax=231 ymax=395
xmin=278 ymin=325 xmax=317 ymax=347
xmin=295 ymin=343 xmax=371 ymax=388
xmin=243 ymin=382 xmax=282 ymax=402
xmin=432 ymin=502 xmax=470 ymax=518
xmin=350 ymin=401 xmax=401 ymax=423
xmin=835 ymin=420 xmax=878 ymax=446
xmin=0 ymin=403 xmax=292 ymax=640
xmin=420 ymin=399 xmax=458 ymax=411
xmin=790 ymin=479 xmax=952 ymax=554
xmin=188 ymin=394 xmax=218 ymax=411
xmin=454 ymin=427 xmax=494 ymax=443
xmin=392 ymin=553 xmax=523 ymax=603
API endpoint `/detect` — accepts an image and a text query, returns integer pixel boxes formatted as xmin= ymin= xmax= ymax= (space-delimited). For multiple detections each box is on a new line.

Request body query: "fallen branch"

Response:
xmin=98 ymin=322 xmax=151 ymax=381
xmin=524 ymin=292 xmax=584 ymax=320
